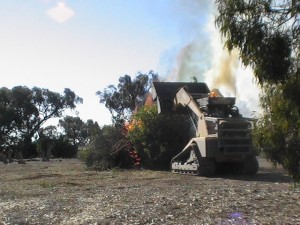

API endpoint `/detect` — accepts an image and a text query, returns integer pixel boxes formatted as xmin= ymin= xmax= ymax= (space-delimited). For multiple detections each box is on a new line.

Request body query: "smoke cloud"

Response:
xmin=210 ymin=49 xmax=239 ymax=96
xmin=160 ymin=0 xmax=261 ymax=117
xmin=167 ymin=40 xmax=212 ymax=82
xmin=160 ymin=0 xmax=213 ymax=82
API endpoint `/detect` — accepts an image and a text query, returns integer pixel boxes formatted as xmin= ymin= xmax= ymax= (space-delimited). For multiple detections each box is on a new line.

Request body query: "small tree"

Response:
xmin=51 ymin=137 xmax=77 ymax=158
xmin=1 ymin=86 xmax=83 ymax=162
xmin=79 ymin=125 xmax=118 ymax=170
xmin=96 ymin=71 xmax=158 ymax=128
xmin=59 ymin=116 xmax=88 ymax=146
xmin=94 ymin=71 xmax=159 ymax=168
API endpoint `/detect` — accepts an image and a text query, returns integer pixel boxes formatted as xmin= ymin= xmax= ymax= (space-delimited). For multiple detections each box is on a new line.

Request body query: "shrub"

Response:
xmin=51 ymin=137 xmax=77 ymax=158
xmin=78 ymin=125 xmax=118 ymax=170
xmin=127 ymin=105 xmax=191 ymax=170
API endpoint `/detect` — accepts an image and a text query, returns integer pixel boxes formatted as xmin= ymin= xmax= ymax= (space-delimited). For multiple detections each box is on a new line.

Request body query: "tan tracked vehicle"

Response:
xmin=152 ymin=82 xmax=258 ymax=176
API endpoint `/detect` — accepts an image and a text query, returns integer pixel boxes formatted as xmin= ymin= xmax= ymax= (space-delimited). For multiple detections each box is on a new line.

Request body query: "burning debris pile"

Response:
xmin=110 ymin=125 xmax=141 ymax=169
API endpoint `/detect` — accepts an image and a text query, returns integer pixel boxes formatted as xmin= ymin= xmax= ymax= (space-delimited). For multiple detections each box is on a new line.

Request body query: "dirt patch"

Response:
xmin=0 ymin=158 xmax=299 ymax=224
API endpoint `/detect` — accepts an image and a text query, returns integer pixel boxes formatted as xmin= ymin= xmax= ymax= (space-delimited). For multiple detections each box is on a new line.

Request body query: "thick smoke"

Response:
xmin=167 ymin=40 xmax=213 ymax=82
xmin=159 ymin=0 xmax=261 ymax=117
xmin=161 ymin=0 xmax=214 ymax=82
xmin=209 ymin=49 xmax=239 ymax=96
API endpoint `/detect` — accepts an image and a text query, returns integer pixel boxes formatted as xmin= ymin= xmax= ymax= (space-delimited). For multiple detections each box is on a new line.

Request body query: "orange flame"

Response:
xmin=125 ymin=120 xmax=143 ymax=132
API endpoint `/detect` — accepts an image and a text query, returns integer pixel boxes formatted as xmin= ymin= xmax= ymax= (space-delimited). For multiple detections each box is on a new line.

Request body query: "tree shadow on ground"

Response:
xmin=219 ymin=171 xmax=292 ymax=184
xmin=214 ymin=164 xmax=292 ymax=184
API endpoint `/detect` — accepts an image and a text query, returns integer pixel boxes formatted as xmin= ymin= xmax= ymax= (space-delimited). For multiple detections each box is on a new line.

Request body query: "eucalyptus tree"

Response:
xmin=215 ymin=0 xmax=300 ymax=181
xmin=216 ymin=0 xmax=299 ymax=85
xmin=0 ymin=86 xmax=82 ymax=161
xmin=59 ymin=116 xmax=100 ymax=147
xmin=0 ymin=87 xmax=18 ymax=150
xmin=18 ymin=87 xmax=82 ymax=159
xmin=96 ymin=71 xmax=159 ymax=127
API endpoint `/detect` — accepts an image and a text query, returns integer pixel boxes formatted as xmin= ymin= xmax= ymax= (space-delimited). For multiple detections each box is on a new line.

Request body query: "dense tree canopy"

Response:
xmin=59 ymin=116 xmax=100 ymax=147
xmin=253 ymin=83 xmax=300 ymax=180
xmin=215 ymin=0 xmax=300 ymax=181
xmin=0 ymin=86 xmax=82 ymax=161
xmin=37 ymin=125 xmax=78 ymax=159
xmin=0 ymin=87 xmax=18 ymax=149
xmin=96 ymin=71 xmax=158 ymax=126
xmin=59 ymin=116 xmax=88 ymax=147
xmin=216 ymin=0 xmax=299 ymax=85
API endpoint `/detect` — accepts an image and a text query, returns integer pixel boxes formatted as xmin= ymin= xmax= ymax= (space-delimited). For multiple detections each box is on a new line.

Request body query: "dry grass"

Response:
xmin=0 ymin=158 xmax=299 ymax=224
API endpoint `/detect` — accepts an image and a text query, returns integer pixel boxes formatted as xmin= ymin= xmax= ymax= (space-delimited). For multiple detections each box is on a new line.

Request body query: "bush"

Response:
xmin=23 ymin=142 xmax=38 ymax=158
xmin=253 ymin=84 xmax=300 ymax=182
xmin=78 ymin=146 xmax=113 ymax=170
xmin=51 ymin=137 xmax=77 ymax=158
xmin=78 ymin=125 xmax=118 ymax=170
xmin=128 ymin=105 xmax=192 ymax=170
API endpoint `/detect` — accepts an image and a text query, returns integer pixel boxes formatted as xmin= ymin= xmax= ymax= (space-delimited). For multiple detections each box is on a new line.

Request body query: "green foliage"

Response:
xmin=254 ymin=84 xmax=300 ymax=181
xmin=59 ymin=116 xmax=88 ymax=146
xmin=215 ymin=0 xmax=298 ymax=85
xmin=79 ymin=125 xmax=118 ymax=170
xmin=51 ymin=137 xmax=77 ymax=158
xmin=79 ymin=146 xmax=113 ymax=171
xmin=127 ymin=105 xmax=192 ymax=170
xmin=57 ymin=117 xmax=101 ymax=159
xmin=37 ymin=126 xmax=77 ymax=159
xmin=93 ymin=71 xmax=161 ymax=170
xmin=96 ymin=71 xmax=159 ymax=125
xmin=216 ymin=0 xmax=300 ymax=181
xmin=0 ymin=86 xmax=82 ymax=161
xmin=0 ymin=87 xmax=18 ymax=147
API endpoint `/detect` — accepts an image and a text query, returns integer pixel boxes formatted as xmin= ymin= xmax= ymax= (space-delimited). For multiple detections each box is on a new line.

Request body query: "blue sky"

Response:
xmin=0 ymin=0 xmax=260 ymax=126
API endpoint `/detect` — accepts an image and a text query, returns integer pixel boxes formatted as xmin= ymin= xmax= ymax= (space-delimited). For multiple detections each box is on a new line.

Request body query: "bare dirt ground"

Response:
xmin=0 ymin=158 xmax=299 ymax=225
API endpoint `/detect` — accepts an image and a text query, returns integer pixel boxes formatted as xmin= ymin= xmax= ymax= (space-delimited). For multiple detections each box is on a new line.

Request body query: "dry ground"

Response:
xmin=0 ymin=158 xmax=299 ymax=225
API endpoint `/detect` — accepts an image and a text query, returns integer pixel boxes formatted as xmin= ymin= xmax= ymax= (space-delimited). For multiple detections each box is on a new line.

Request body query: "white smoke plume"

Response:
xmin=159 ymin=0 xmax=261 ymax=117
xmin=160 ymin=0 xmax=214 ymax=82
